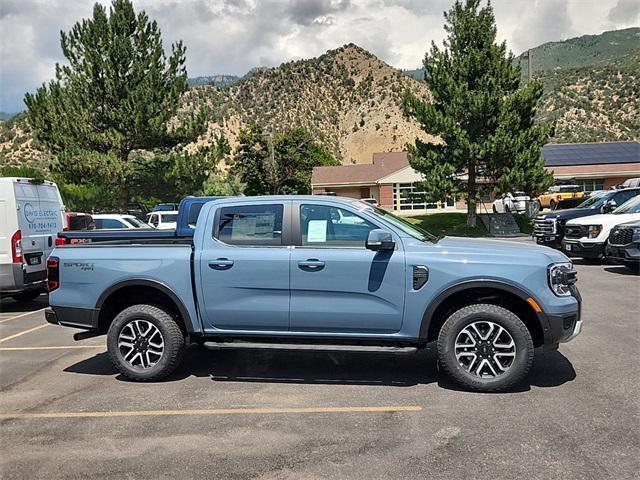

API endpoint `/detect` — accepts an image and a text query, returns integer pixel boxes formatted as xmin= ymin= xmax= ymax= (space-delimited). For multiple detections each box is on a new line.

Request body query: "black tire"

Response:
xmin=492 ymin=205 xmax=497 ymax=213
xmin=504 ymin=204 xmax=510 ymax=213
xmin=437 ymin=304 xmax=534 ymax=393
xmin=107 ymin=304 xmax=185 ymax=382
xmin=11 ymin=290 xmax=42 ymax=303
xmin=624 ymin=262 xmax=640 ymax=273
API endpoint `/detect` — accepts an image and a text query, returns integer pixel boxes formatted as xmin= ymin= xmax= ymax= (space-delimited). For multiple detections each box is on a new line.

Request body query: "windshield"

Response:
xmin=161 ymin=213 xmax=178 ymax=223
xmin=613 ymin=195 xmax=640 ymax=214
xmin=370 ymin=207 xmax=438 ymax=242
xmin=124 ymin=217 xmax=149 ymax=228
xmin=576 ymin=191 xmax=609 ymax=209
xmin=513 ymin=192 xmax=527 ymax=197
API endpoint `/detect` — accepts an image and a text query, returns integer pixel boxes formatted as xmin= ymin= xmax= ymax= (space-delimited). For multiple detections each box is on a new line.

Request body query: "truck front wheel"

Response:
xmin=437 ymin=304 xmax=534 ymax=392
xmin=107 ymin=304 xmax=185 ymax=382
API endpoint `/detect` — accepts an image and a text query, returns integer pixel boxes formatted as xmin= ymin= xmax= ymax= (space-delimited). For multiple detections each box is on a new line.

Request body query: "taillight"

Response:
xmin=47 ymin=256 xmax=60 ymax=292
xmin=556 ymin=195 xmax=562 ymax=201
xmin=55 ymin=236 xmax=67 ymax=246
xmin=11 ymin=230 xmax=22 ymax=263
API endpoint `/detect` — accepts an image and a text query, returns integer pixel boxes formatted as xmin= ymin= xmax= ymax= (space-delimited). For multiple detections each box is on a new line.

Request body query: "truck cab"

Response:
xmin=46 ymin=196 xmax=582 ymax=392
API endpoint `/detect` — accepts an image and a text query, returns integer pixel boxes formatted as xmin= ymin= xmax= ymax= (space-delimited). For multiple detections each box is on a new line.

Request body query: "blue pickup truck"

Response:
xmin=46 ymin=196 xmax=582 ymax=392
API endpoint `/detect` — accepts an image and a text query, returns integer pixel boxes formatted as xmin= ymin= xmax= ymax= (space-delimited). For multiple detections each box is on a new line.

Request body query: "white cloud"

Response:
xmin=0 ymin=0 xmax=636 ymax=112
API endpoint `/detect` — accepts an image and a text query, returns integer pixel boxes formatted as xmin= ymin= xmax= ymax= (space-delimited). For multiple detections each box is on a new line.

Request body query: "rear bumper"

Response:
xmin=562 ymin=239 xmax=605 ymax=259
xmin=605 ymin=243 xmax=640 ymax=264
xmin=0 ymin=263 xmax=46 ymax=296
xmin=46 ymin=306 xmax=100 ymax=330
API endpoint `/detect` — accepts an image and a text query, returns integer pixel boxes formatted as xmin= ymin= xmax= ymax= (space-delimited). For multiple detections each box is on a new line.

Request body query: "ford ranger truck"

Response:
xmin=46 ymin=196 xmax=582 ymax=393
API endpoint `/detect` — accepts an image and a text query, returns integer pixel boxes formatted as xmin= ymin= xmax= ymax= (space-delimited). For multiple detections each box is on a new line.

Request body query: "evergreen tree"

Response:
xmin=24 ymin=0 xmax=205 ymax=208
xmin=404 ymin=0 xmax=554 ymax=226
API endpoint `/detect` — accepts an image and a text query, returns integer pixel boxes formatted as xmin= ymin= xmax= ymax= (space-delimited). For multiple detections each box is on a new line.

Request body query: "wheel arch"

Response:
xmin=419 ymin=280 xmax=547 ymax=348
xmin=95 ymin=279 xmax=196 ymax=334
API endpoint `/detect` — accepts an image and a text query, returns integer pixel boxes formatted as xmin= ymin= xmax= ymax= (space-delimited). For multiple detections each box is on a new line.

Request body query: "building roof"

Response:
xmin=312 ymin=152 xmax=409 ymax=185
xmin=542 ymin=141 xmax=639 ymax=167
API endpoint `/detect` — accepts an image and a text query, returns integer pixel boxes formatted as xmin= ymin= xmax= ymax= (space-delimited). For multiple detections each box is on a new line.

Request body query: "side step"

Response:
xmin=203 ymin=342 xmax=418 ymax=354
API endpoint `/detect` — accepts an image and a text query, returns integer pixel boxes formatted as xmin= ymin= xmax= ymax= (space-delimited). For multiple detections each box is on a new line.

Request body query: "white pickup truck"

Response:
xmin=562 ymin=195 xmax=640 ymax=260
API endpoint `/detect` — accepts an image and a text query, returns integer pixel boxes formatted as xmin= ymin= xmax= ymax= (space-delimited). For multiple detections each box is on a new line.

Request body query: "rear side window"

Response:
xmin=188 ymin=204 xmax=204 ymax=227
xmin=216 ymin=204 xmax=283 ymax=246
xmin=613 ymin=190 xmax=639 ymax=206
xmin=94 ymin=219 xmax=126 ymax=229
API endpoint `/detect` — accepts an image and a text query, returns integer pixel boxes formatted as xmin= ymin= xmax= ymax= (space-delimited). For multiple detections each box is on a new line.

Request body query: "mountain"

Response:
xmin=187 ymin=74 xmax=240 ymax=88
xmin=2 ymin=29 xmax=638 ymax=170
xmin=186 ymin=43 xmax=435 ymax=164
xmin=0 ymin=111 xmax=19 ymax=121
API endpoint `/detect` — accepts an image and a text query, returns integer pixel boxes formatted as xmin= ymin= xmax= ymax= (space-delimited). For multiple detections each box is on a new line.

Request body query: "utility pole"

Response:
xmin=527 ymin=49 xmax=532 ymax=81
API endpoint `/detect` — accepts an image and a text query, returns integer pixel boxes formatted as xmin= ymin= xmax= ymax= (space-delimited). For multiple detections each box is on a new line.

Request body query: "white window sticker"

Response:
xmin=307 ymin=220 xmax=327 ymax=243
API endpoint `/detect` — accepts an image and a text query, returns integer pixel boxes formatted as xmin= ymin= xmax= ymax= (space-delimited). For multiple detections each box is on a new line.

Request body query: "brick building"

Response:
xmin=311 ymin=141 xmax=640 ymax=214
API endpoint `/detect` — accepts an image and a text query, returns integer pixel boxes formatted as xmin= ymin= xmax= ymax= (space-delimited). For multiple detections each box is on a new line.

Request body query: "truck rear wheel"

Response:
xmin=437 ymin=304 xmax=534 ymax=392
xmin=107 ymin=304 xmax=185 ymax=382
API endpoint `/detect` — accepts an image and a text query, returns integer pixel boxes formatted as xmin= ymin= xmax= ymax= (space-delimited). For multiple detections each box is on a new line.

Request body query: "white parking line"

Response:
xmin=0 ymin=345 xmax=103 ymax=351
xmin=0 ymin=308 xmax=46 ymax=324
xmin=0 ymin=324 xmax=49 ymax=344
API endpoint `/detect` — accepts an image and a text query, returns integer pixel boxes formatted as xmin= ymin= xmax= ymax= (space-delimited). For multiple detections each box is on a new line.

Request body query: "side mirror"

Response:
xmin=601 ymin=200 xmax=616 ymax=213
xmin=366 ymin=229 xmax=395 ymax=251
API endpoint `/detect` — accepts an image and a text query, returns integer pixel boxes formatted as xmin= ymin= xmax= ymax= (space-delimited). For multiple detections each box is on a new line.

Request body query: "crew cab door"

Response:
xmin=289 ymin=202 xmax=405 ymax=334
xmin=197 ymin=201 xmax=291 ymax=331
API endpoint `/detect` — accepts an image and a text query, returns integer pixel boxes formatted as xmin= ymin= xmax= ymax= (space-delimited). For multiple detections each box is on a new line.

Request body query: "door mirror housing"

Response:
xmin=366 ymin=229 xmax=395 ymax=251
xmin=601 ymin=200 xmax=617 ymax=213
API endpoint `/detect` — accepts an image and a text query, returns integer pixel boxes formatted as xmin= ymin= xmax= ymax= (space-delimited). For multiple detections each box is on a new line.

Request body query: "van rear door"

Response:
xmin=14 ymin=181 xmax=64 ymax=273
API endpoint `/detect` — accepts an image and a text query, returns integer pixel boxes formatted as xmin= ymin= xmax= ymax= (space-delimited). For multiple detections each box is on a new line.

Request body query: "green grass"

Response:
xmin=406 ymin=213 xmax=489 ymax=238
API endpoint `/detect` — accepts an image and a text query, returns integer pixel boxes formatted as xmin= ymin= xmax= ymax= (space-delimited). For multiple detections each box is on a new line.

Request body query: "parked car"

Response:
xmin=64 ymin=212 xmax=94 ymax=231
xmin=0 ymin=177 xmax=65 ymax=301
xmin=152 ymin=202 xmax=179 ymax=212
xmin=492 ymin=192 xmax=530 ymax=213
xmin=47 ymin=196 xmax=582 ymax=393
xmin=533 ymin=188 xmax=640 ymax=249
xmin=93 ymin=214 xmax=149 ymax=230
xmin=147 ymin=211 xmax=178 ymax=230
xmin=58 ymin=197 xmax=222 ymax=244
xmin=537 ymin=185 xmax=585 ymax=210
xmin=562 ymin=195 xmax=640 ymax=260
xmin=621 ymin=177 xmax=640 ymax=189
xmin=605 ymin=220 xmax=640 ymax=271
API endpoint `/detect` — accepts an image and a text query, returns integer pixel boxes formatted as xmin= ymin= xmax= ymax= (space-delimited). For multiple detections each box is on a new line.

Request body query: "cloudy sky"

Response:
xmin=1 ymin=0 xmax=638 ymax=112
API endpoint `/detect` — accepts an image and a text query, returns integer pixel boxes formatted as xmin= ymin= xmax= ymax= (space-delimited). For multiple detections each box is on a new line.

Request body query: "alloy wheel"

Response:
xmin=454 ymin=321 xmax=516 ymax=378
xmin=117 ymin=319 xmax=164 ymax=369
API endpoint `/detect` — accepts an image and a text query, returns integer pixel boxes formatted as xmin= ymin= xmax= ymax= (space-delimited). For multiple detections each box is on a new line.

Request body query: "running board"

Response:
xmin=203 ymin=342 xmax=418 ymax=354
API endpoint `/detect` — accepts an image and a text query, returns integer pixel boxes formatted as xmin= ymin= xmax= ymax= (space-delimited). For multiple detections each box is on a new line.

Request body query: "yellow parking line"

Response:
xmin=0 ymin=324 xmax=49 ymax=344
xmin=0 ymin=308 xmax=46 ymax=324
xmin=0 ymin=345 xmax=103 ymax=351
xmin=0 ymin=405 xmax=422 ymax=420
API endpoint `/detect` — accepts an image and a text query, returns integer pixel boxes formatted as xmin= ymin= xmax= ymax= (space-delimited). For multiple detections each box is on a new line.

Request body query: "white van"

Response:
xmin=0 ymin=177 xmax=66 ymax=301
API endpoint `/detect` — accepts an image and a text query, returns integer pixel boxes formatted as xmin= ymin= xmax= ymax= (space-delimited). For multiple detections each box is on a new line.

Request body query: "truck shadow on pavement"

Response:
xmin=65 ymin=345 xmax=576 ymax=393
xmin=0 ymin=294 xmax=49 ymax=314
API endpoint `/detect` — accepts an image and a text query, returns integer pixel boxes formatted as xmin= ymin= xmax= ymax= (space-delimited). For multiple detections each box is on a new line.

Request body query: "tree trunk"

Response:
xmin=116 ymin=186 xmax=129 ymax=212
xmin=466 ymin=163 xmax=477 ymax=228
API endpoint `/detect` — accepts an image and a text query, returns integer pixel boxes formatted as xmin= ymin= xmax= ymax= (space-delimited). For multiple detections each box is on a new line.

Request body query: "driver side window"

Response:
xmin=300 ymin=204 xmax=377 ymax=248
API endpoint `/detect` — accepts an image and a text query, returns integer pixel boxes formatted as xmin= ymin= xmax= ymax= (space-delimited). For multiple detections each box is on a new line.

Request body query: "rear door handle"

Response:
xmin=208 ymin=258 xmax=234 ymax=270
xmin=298 ymin=259 xmax=325 ymax=271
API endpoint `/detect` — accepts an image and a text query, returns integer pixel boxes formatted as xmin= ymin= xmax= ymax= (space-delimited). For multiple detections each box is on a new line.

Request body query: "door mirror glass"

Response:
xmin=366 ymin=229 xmax=395 ymax=251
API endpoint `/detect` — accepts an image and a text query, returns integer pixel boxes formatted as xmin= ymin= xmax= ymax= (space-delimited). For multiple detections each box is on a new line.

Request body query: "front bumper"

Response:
xmin=562 ymin=239 xmax=605 ymax=259
xmin=605 ymin=243 xmax=640 ymax=264
xmin=542 ymin=286 xmax=582 ymax=344
xmin=534 ymin=234 xmax=562 ymax=249
xmin=46 ymin=306 xmax=100 ymax=330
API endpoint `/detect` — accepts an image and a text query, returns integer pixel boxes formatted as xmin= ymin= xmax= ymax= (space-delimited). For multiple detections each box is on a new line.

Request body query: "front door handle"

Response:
xmin=298 ymin=259 xmax=325 ymax=271
xmin=208 ymin=258 xmax=234 ymax=270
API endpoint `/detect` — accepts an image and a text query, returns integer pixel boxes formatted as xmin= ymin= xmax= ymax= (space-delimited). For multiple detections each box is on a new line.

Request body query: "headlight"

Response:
xmin=587 ymin=225 xmax=602 ymax=238
xmin=548 ymin=262 xmax=577 ymax=297
xmin=632 ymin=228 xmax=640 ymax=242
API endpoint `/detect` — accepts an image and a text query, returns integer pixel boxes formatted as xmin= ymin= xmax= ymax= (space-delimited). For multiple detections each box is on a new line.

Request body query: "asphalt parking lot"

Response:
xmin=1 ymin=254 xmax=638 ymax=479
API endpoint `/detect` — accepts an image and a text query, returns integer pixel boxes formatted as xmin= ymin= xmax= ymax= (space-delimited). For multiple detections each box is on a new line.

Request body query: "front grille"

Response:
xmin=534 ymin=215 xmax=556 ymax=236
xmin=609 ymin=227 xmax=634 ymax=246
xmin=564 ymin=225 xmax=584 ymax=239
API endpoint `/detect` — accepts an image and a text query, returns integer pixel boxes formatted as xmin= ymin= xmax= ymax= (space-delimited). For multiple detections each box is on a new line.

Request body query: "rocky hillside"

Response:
xmin=184 ymin=43 xmax=434 ymax=164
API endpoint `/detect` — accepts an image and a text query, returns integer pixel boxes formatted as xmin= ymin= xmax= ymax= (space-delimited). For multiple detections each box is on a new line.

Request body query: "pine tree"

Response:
xmin=404 ymin=0 xmax=554 ymax=227
xmin=24 ymin=0 xmax=205 ymax=208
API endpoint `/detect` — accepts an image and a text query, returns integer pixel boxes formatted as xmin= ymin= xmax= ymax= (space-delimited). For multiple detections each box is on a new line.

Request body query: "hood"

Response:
xmin=539 ymin=207 xmax=600 ymax=221
xmin=432 ymin=236 xmax=570 ymax=265
xmin=567 ymin=212 xmax=640 ymax=226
